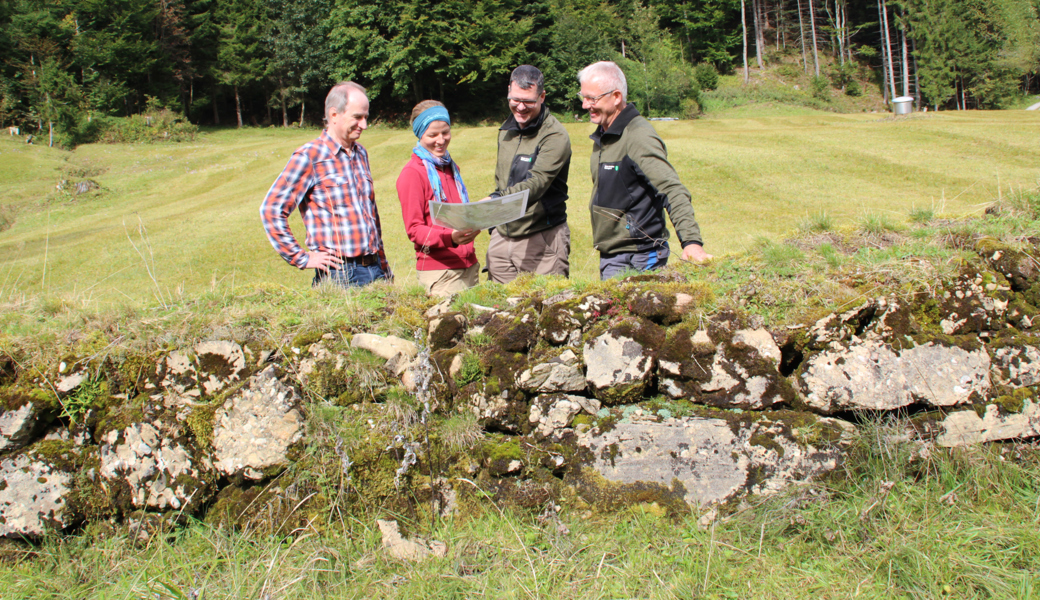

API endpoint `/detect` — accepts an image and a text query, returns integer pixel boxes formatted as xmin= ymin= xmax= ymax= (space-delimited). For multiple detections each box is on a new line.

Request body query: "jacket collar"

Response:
xmin=500 ymin=103 xmax=549 ymax=134
xmin=590 ymin=102 xmax=640 ymax=143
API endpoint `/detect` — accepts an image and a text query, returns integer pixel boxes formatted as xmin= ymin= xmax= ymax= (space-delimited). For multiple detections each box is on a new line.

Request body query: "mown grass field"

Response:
xmin=1 ymin=108 xmax=1040 ymax=599
xmin=0 ymin=108 xmax=1037 ymax=307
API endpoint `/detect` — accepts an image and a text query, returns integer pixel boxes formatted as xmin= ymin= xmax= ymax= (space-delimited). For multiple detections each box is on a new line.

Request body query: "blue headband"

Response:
xmin=412 ymin=106 xmax=451 ymax=138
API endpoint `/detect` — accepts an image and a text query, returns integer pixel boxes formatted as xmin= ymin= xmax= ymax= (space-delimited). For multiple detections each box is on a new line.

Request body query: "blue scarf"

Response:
xmin=412 ymin=106 xmax=470 ymax=204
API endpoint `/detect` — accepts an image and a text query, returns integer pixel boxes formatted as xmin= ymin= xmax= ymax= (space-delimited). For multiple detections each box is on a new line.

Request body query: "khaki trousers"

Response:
xmin=486 ymin=222 xmax=570 ymax=284
xmin=416 ymin=263 xmax=480 ymax=297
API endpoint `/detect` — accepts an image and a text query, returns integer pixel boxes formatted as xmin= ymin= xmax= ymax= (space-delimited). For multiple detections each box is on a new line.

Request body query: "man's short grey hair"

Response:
xmin=577 ymin=61 xmax=627 ymax=103
xmin=325 ymin=81 xmax=367 ymax=118
xmin=509 ymin=65 xmax=544 ymax=95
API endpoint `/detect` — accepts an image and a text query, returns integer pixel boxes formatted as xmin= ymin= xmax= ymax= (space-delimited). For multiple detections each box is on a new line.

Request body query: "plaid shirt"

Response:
xmin=260 ymin=131 xmax=390 ymax=274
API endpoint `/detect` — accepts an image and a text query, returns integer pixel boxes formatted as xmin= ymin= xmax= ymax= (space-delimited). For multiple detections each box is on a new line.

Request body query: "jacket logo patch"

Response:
xmin=603 ymin=164 xmax=619 ymax=171
xmin=520 ymin=156 xmax=532 ymax=162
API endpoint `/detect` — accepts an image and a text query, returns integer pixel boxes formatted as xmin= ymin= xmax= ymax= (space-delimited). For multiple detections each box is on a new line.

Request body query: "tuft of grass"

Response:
xmin=909 ymin=205 xmax=935 ymax=224
xmin=858 ymin=211 xmax=901 ymax=234
xmin=799 ymin=210 xmax=834 ymax=233
xmin=818 ymin=242 xmax=841 ymax=268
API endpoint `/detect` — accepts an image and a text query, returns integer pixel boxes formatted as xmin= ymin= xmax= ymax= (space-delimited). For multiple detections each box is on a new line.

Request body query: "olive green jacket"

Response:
xmin=493 ymin=107 xmax=571 ymax=238
xmin=589 ymin=103 xmax=703 ymax=256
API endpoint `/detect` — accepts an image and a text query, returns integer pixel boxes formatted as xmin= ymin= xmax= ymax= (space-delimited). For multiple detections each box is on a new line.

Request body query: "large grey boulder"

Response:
xmin=573 ymin=413 xmax=851 ymax=508
xmin=800 ymin=339 xmax=991 ymax=412
xmin=584 ymin=332 xmax=653 ymax=405
xmin=937 ymin=399 xmax=1040 ymax=447
xmin=0 ymin=453 xmax=73 ymax=537
xmin=212 ymin=367 xmax=304 ymax=480
xmin=99 ymin=422 xmax=213 ymax=511
xmin=516 ymin=350 xmax=586 ymax=393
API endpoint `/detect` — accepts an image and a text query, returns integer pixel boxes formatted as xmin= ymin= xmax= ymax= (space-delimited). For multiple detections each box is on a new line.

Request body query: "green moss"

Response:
xmin=992 ymin=387 xmax=1033 ymax=414
xmin=566 ymin=466 xmax=691 ymax=516
xmin=185 ymin=401 xmax=221 ymax=449
xmin=290 ymin=330 xmax=324 ymax=350
xmin=749 ymin=433 xmax=785 ymax=457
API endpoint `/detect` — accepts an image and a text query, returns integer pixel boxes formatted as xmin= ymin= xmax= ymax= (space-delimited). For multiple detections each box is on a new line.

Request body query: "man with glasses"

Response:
xmin=578 ymin=61 xmax=711 ymax=279
xmin=486 ymin=65 xmax=572 ymax=283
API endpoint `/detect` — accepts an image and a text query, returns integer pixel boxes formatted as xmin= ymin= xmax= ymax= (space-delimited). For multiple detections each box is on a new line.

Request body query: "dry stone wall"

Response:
xmin=3 ymin=239 xmax=1040 ymax=537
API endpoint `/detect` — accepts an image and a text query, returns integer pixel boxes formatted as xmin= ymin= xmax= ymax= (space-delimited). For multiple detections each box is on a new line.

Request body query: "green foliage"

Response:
xmin=453 ymin=352 xmax=484 ymax=386
xmin=616 ymin=3 xmax=698 ymax=117
xmin=693 ymin=62 xmax=720 ymax=91
xmin=810 ymin=75 xmax=830 ymax=100
xmin=62 ymin=378 xmax=106 ymax=423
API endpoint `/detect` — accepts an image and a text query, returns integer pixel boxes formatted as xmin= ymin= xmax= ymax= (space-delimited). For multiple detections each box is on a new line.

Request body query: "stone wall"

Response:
xmin=3 ymin=238 xmax=1040 ymax=538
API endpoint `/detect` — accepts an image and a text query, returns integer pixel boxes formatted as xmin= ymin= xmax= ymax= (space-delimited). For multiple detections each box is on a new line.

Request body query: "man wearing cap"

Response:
xmin=578 ymin=61 xmax=711 ymax=279
xmin=487 ymin=65 xmax=572 ymax=283
xmin=260 ymin=81 xmax=392 ymax=288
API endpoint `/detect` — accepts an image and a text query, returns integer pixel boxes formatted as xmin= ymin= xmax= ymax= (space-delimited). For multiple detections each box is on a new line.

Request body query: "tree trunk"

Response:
xmin=836 ymin=0 xmax=845 ymax=66
xmin=299 ymin=97 xmax=305 ymax=127
xmin=900 ymin=13 xmax=909 ymax=98
xmin=752 ymin=0 xmax=764 ymax=68
xmin=213 ymin=87 xmax=220 ymax=125
xmin=911 ymin=37 xmax=919 ymax=106
xmin=797 ymin=0 xmax=807 ymax=73
xmin=281 ymin=94 xmax=288 ymax=128
xmin=808 ymin=0 xmax=820 ymax=77
xmin=881 ymin=0 xmax=897 ymax=101
xmin=234 ymin=85 xmax=243 ymax=128
xmin=742 ymin=0 xmax=750 ymax=84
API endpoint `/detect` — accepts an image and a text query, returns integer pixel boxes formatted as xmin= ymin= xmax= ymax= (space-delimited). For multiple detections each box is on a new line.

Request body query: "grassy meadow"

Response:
xmin=2 ymin=108 xmax=1040 ymax=599
xmin=0 ymin=108 xmax=1038 ymax=307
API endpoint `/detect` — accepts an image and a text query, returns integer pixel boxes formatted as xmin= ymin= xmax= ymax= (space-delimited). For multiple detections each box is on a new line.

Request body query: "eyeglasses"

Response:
xmin=508 ymin=97 xmax=540 ymax=107
xmin=578 ymin=90 xmax=616 ymax=105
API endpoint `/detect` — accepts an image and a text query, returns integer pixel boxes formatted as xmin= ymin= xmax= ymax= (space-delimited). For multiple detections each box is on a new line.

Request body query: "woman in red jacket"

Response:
xmin=396 ymin=100 xmax=481 ymax=297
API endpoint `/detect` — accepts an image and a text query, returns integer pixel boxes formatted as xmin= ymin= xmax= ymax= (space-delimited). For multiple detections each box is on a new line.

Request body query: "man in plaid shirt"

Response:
xmin=260 ymin=81 xmax=392 ymax=288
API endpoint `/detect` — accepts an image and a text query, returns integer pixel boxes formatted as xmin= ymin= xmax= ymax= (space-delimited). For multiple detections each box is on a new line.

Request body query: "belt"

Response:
xmin=340 ymin=254 xmax=379 ymax=266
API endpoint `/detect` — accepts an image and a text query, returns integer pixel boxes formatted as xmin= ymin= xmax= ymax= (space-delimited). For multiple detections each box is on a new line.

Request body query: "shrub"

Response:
xmin=681 ymin=96 xmax=702 ymax=119
xmin=810 ymin=75 xmax=830 ymax=100
xmin=693 ymin=62 xmax=720 ymax=91
xmin=776 ymin=64 xmax=803 ymax=80
xmin=96 ymin=109 xmax=198 ymax=144
xmin=845 ymin=79 xmax=862 ymax=97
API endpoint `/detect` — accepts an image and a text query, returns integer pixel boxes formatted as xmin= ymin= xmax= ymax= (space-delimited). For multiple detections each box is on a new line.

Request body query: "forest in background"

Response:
xmin=1 ymin=0 xmax=1038 ymax=147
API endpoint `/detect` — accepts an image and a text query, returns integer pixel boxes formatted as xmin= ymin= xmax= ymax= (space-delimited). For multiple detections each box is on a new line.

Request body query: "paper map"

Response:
xmin=430 ymin=189 xmax=530 ymax=231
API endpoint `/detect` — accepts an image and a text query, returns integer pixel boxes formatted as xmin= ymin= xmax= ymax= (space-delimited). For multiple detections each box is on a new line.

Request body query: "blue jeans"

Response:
xmin=599 ymin=244 xmax=670 ymax=280
xmin=312 ymin=262 xmax=388 ymax=288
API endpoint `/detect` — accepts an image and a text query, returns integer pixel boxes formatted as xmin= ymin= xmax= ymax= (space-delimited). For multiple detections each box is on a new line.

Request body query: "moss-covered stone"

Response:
xmin=428 ymin=313 xmax=468 ymax=351
xmin=626 ymin=288 xmax=680 ymax=324
xmin=485 ymin=309 xmax=539 ymax=353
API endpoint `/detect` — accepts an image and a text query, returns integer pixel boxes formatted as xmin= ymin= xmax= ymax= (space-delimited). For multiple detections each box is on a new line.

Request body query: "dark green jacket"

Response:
xmin=494 ymin=107 xmax=571 ymax=238
xmin=589 ymin=103 xmax=703 ymax=255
